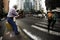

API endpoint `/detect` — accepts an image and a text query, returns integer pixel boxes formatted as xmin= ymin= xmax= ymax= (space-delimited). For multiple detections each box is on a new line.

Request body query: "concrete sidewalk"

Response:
xmin=2 ymin=26 xmax=31 ymax=40
xmin=0 ymin=20 xmax=32 ymax=40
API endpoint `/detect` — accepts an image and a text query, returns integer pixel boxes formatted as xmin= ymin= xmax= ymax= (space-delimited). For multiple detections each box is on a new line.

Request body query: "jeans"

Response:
xmin=48 ymin=19 xmax=52 ymax=31
xmin=48 ymin=19 xmax=56 ymax=32
xmin=7 ymin=17 xmax=19 ymax=34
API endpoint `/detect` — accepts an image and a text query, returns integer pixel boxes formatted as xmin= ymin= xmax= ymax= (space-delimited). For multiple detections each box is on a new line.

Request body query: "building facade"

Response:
xmin=0 ymin=0 xmax=9 ymax=18
xmin=32 ymin=0 xmax=41 ymax=10
xmin=3 ymin=0 xmax=9 ymax=13
xmin=24 ymin=0 xmax=32 ymax=12
xmin=17 ymin=0 xmax=44 ymax=12
xmin=17 ymin=0 xmax=24 ymax=10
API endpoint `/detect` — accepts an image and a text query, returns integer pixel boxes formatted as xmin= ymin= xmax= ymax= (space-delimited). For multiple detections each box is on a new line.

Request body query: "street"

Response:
xmin=0 ymin=0 xmax=60 ymax=40
xmin=16 ymin=16 xmax=60 ymax=40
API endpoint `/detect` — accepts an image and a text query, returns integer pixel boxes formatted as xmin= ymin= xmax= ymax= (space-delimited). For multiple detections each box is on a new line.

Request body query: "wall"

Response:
xmin=3 ymin=0 xmax=9 ymax=13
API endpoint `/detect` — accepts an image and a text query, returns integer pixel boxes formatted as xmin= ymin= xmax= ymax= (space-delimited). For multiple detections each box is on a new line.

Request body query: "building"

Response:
xmin=24 ymin=0 xmax=32 ymax=12
xmin=3 ymin=0 xmax=9 ymax=13
xmin=45 ymin=0 xmax=60 ymax=10
xmin=32 ymin=0 xmax=42 ymax=11
xmin=0 ymin=0 xmax=9 ymax=18
xmin=17 ymin=0 xmax=24 ymax=10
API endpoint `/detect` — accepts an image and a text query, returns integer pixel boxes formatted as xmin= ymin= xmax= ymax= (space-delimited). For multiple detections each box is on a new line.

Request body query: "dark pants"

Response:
xmin=7 ymin=17 xmax=19 ymax=34
xmin=48 ymin=19 xmax=56 ymax=32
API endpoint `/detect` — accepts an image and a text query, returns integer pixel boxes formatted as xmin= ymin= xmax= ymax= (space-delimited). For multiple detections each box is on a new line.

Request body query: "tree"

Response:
xmin=45 ymin=0 xmax=60 ymax=10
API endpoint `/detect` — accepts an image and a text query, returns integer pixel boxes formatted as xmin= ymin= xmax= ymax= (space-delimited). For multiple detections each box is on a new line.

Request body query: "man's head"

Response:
xmin=13 ymin=5 xmax=17 ymax=9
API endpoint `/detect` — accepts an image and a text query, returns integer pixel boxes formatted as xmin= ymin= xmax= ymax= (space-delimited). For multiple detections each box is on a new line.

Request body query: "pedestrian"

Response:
xmin=47 ymin=10 xmax=57 ymax=32
xmin=7 ymin=5 xmax=19 ymax=35
xmin=51 ymin=11 xmax=57 ymax=30
xmin=47 ymin=10 xmax=53 ymax=32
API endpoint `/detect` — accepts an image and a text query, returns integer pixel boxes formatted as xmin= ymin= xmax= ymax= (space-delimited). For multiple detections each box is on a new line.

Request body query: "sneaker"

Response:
xmin=15 ymin=32 xmax=20 ymax=35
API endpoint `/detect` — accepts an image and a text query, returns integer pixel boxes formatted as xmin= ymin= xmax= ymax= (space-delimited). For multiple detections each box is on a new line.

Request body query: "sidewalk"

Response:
xmin=1 ymin=20 xmax=32 ymax=40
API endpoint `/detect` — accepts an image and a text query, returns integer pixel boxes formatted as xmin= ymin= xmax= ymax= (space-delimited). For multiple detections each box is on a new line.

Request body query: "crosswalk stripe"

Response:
xmin=36 ymin=21 xmax=60 ymax=29
xmin=31 ymin=25 xmax=60 ymax=36
xmin=38 ymin=22 xmax=48 ymax=25
xmin=38 ymin=21 xmax=60 ymax=25
xmin=23 ymin=29 xmax=41 ymax=40
xmin=35 ymin=23 xmax=47 ymax=28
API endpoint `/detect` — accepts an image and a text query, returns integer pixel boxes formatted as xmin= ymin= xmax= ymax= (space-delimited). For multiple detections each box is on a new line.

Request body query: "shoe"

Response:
xmin=15 ymin=32 xmax=20 ymax=35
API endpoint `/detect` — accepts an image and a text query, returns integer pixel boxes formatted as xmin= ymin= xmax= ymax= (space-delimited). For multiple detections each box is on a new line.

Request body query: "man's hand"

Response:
xmin=15 ymin=15 xmax=20 ymax=19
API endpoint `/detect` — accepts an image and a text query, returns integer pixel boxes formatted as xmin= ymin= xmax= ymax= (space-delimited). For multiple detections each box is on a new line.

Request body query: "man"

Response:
xmin=47 ymin=10 xmax=53 ymax=32
xmin=7 ymin=5 xmax=19 ymax=35
xmin=47 ymin=10 xmax=57 ymax=32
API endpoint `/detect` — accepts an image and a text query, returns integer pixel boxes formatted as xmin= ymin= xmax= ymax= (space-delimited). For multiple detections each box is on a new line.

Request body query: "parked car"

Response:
xmin=37 ymin=14 xmax=43 ymax=18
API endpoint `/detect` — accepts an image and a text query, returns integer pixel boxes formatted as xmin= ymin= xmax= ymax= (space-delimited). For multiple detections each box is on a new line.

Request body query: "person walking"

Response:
xmin=47 ymin=10 xmax=57 ymax=32
xmin=47 ymin=10 xmax=53 ymax=32
xmin=7 ymin=5 xmax=19 ymax=35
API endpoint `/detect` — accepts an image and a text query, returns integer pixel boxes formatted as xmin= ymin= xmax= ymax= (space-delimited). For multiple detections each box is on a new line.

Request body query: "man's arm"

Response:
xmin=12 ymin=9 xmax=18 ymax=16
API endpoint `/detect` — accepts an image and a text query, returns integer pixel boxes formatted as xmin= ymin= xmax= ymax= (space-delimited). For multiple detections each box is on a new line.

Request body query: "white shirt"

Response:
xmin=7 ymin=8 xmax=18 ymax=17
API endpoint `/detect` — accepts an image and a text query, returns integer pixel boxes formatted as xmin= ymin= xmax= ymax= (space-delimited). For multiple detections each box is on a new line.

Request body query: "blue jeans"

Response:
xmin=7 ymin=17 xmax=19 ymax=34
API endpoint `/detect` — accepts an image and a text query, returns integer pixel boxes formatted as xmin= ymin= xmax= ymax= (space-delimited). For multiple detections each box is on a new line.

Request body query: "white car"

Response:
xmin=37 ymin=14 xmax=43 ymax=18
xmin=33 ymin=14 xmax=44 ymax=18
xmin=33 ymin=14 xmax=38 ymax=17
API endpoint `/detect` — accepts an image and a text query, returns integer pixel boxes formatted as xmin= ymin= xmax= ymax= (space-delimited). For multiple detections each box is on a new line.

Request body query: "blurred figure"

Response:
xmin=7 ymin=5 xmax=19 ymax=35
xmin=47 ymin=10 xmax=57 ymax=32
xmin=19 ymin=10 xmax=25 ymax=18
xmin=47 ymin=10 xmax=53 ymax=32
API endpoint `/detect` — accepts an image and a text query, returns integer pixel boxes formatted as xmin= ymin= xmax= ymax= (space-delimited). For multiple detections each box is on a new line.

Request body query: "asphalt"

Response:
xmin=16 ymin=16 xmax=60 ymax=40
xmin=1 ymin=16 xmax=60 ymax=40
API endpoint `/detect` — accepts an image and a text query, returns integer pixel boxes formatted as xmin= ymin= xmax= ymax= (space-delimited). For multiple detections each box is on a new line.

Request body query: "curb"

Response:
xmin=17 ymin=25 xmax=33 ymax=40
